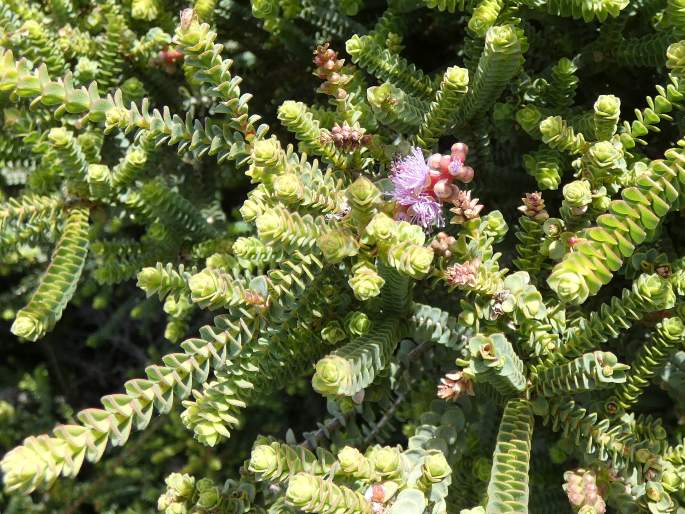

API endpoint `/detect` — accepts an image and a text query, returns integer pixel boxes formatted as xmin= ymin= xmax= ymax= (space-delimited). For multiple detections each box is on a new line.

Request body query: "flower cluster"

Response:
xmin=437 ymin=371 xmax=475 ymax=401
xmin=390 ymin=143 xmax=476 ymax=228
xmin=444 ymin=259 xmax=480 ymax=288
xmin=321 ymin=122 xmax=372 ymax=151
xmin=518 ymin=192 xmax=549 ymax=221
xmin=313 ymin=43 xmax=351 ymax=99
xmin=563 ymin=468 xmax=607 ymax=514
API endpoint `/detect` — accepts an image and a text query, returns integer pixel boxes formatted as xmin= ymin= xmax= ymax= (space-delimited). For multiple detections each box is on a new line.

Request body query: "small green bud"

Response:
xmin=345 ymin=311 xmax=372 ymax=336
xmin=131 ymin=0 xmax=159 ymax=21
xmin=481 ymin=210 xmax=508 ymax=242
xmin=165 ymin=473 xmax=195 ymax=499
xmin=255 ymin=210 xmax=283 ymax=239
xmin=105 ymin=106 xmax=129 ymax=128
xmin=48 ymin=127 xmax=71 ymax=147
xmin=121 ymin=77 xmax=146 ymax=101
xmin=634 ymin=274 xmax=675 ymax=310
xmin=591 ymin=190 xmax=611 ymax=212
xmin=87 ymin=164 xmax=111 ymax=198
xmin=348 ymin=263 xmax=385 ymax=301
xmin=251 ymin=137 xmax=282 ymax=168
xmin=286 ymin=473 xmax=318 ymax=507
xmin=396 ymin=221 xmax=426 ymax=246
xmin=206 ymin=253 xmax=232 ymax=269
xmin=660 ymin=316 xmax=685 ymax=340
xmin=75 ymin=57 xmax=100 ymax=82
xmin=321 ymin=321 xmax=347 ymax=345
xmin=346 ymin=176 xmax=381 ymax=211
xmin=366 ymin=213 xmax=398 ymax=245
xmin=338 ymin=446 xmax=367 ymax=474
xmin=670 ymin=269 xmax=685 ymax=295
xmin=11 ymin=313 xmax=41 ymax=341
xmin=197 ymin=487 xmax=221 ymax=509
xmin=562 ymin=180 xmax=592 ymax=208
xmin=162 ymin=294 xmax=183 ymax=317
xmin=195 ymin=478 xmax=215 ymax=493
xmin=542 ymin=218 xmax=564 ymax=237
xmin=523 ymin=150 xmax=563 ymax=190
xmin=317 ymin=228 xmax=359 ymax=263
xmin=137 ymin=267 xmax=162 ymax=295
xmin=367 ymin=83 xmax=395 ymax=108
xmin=485 ymin=25 xmax=518 ymax=51
xmin=445 ymin=66 xmax=469 ymax=90
xmin=312 ymin=355 xmax=350 ymax=395
xmin=516 ymin=106 xmax=543 ymax=135
xmin=422 ymin=451 xmax=451 ymax=482
xmin=189 ymin=270 xmax=219 ymax=305
xmin=345 ymin=35 xmax=363 ymax=57
xmin=547 ymin=270 xmax=590 ymax=304
xmin=661 ymin=465 xmax=681 ymax=492
xmin=667 ymin=41 xmax=685 ymax=77
xmin=594 ymin=94 xmax=620 ymax=119
xmin=278 ymin=100 xmax=303 ymax=122
xmin=164 ymin=319 xmax=186 ymax=343
xmin=369 ymin=447 xmax=401 ymax=477
xmin=273 ymin=173 xmax=304 ymax=203
xmin=249 ymin=445 xmax=278 ymax=475
xmin=517 ymin=287 xmax=545 ymax=319
xmin=387 ymin=244 xmax=434 ymax=278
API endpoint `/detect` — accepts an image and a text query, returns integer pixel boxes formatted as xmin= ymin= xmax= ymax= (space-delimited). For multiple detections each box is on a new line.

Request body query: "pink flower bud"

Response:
xmin=451 ymin=142 xmax=468 ymax=161
xmin=448 ymin=159 xmax=462 ymax=176
xmin=428 ymin=166 xmax=442 ymax=183
xmin=455 ymin=165 xmax=474 ymax=183
xmin=428 ymin=153 xmax=442 ymax=170
xmin=440 ymin=154 xmax=451 ymax=174
xmin=180 ymin=8 xmax=195 ymax=30
xmin=433 ymin=179 xmax=454 ymax=199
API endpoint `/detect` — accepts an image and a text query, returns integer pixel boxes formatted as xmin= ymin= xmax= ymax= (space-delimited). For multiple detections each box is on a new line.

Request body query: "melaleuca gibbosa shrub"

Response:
xmin=2 ymin=0 xmax=685 ymax=513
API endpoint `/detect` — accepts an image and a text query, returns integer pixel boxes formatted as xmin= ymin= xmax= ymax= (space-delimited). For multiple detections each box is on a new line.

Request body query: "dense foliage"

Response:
xmin=2 ymin=0 xmax=685 ymax=513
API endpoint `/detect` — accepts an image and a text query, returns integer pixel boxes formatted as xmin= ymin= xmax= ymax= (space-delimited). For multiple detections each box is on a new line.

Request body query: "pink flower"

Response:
xmin=391 ymin=147 xmax=430 ymax=198
xmin=406 ymin=195 xmax=444 ymax=228
xmin=390 ymin=147 xmax=444 ymax=228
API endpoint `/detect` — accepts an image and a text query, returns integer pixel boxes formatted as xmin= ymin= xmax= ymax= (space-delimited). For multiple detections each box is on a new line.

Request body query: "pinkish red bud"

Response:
xmin=448 ymin=159 xmax=462 ymax=177
xmin=180 ymin=8 xmax=195 ymax=30
xmin=433 ymin=179 xmax=454 ymax=199
xmin=428 ymin=153 xmax=442 ymax=169
xmin=439 ymin=154 xmax=451 ymax=174
xmin=451 ymin=142 xmax=468 ymax=161
xmin=456 ymin=165 xmax=474 ymax=183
